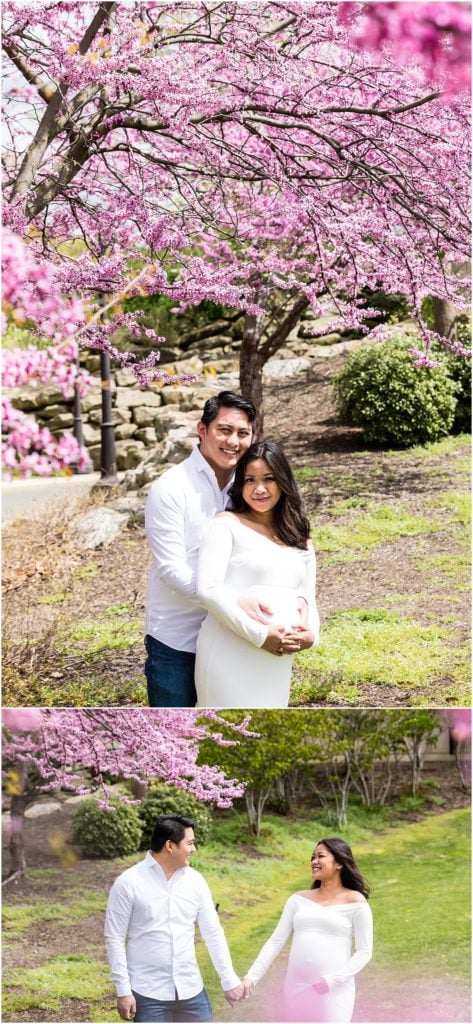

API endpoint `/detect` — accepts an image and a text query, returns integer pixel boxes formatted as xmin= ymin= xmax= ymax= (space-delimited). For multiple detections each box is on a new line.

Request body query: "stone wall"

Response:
xmin=9 ymin=309 xmax=399 ymax=480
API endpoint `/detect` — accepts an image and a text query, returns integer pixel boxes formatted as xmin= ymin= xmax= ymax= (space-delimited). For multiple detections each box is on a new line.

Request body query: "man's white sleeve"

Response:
xmin=104 ymin=880 xmax=134 ymax=997
xmin=197 ymin=519 xmax=268 ymax=646
xmin=145 ymin=482 xmax=199 ymax=600
xmin=196 ymin=877 xmax=241 ymax=991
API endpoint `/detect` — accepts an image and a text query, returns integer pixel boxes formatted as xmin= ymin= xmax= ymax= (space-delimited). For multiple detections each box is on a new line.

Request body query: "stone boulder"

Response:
xmin=12 ymin=384 xmax=64 ymax=412
xmin=88 ymin=406 xmax=132 ymax=426
xmin=115 ymin=439 xmax=146 ymax=470
xmin=25 ymin=801 xmax=62 ymax=818
xmin=81 ymin=388 xmax=103 ymax=413
xmin=163 ymin=355 xmax=204 ymax=377
xmin=86 ymin=444 xmax=103 ymax=471
xmin=122 ymin=446 xmax=166 ymax=490
xmin=39 ymin=403 xmax=71 ymax=420
xmin=160 ymin=425 xmax=198 ymax=464
xmin=157 ymin=385 xmax=210 ymax=410
xmin=115 ymin=368 xmax=139 ymax=387
xmin=263 ymin=357 xmax=312 ymax=381
xmin=135 ymin=427 xmax=158 ymax=445
xmin=42 ymin=412 xmax=74 ymax=431
xmin=115 ymin=388 xmax=162 ymax=410
xmin=133 ymin=406 xmax=159 ymax=427
xmin=81 ymin=422 xmax=102 ymax=446
xmin=153 ymin=407 xmax=198 ymax=441
xmin=115 ymin=423 xmax=138 ymax=441
xmin=210 ymin=371 xmax=240 ymax=389
xmin=73 ymin=507 xmax=130 ymax=549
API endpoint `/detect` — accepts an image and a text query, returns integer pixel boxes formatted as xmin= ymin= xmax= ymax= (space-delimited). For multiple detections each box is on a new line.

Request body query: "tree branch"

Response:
xmin=11 ymin=1 xmax=116 ymax=204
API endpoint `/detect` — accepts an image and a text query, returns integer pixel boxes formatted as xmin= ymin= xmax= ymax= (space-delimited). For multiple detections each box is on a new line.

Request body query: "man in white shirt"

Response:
xmin=145 ymin=391 xmax=265 ymax=706
xmin=105 ymin=813 xmax=245 ymax=1022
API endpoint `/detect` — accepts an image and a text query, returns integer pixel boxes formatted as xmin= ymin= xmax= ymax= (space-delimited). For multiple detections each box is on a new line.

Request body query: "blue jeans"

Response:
xmin=133 ymin=987 xmax=212 ymax=1023
xmin=144 ymin=635 xmax=196 ymax=707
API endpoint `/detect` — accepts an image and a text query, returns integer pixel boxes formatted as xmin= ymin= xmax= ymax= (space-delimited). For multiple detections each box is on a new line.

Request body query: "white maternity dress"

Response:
xmin=195 ymin=516 xmax=319 ymax=708
xmin=246 ymin=894 xmax=373 ymax=1023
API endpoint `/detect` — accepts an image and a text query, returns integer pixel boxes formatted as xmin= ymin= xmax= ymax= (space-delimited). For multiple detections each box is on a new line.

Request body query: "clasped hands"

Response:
xmin=263 ymin=623 xmax=314 ymax=656
xmin=224 ymin=978 xmax=253 ymax=1005
xmin=237 ymin=597 xmax=313 ymax=657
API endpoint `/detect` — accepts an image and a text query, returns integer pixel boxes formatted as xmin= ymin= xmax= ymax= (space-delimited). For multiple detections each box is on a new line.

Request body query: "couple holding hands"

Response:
xmin=105 ymin=815 xmax=373 ymax=1024
xmin=144 ymin=391 xmax=320 ymax=709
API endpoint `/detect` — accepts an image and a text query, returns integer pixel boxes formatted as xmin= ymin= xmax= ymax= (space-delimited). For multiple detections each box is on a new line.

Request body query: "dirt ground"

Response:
xmin=2 ymin=358 xmax=470 ymax=706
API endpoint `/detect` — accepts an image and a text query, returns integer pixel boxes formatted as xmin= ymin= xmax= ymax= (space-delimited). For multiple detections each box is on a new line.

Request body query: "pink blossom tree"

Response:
xmin=2 ymin=708 xmax=252 ymax=878
xmin=2 ymin=2 xmax=470 ymax=426
xmin=339 ymin=2 xmax=471 ymax=93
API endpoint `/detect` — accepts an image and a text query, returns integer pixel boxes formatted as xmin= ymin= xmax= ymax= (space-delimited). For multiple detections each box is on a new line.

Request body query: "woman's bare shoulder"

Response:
xmin=344 ymin=890 xmax=367 ymax=903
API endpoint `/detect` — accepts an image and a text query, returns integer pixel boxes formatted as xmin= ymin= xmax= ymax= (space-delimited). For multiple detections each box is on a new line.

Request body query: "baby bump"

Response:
xmin=245 ymin=584 xmax=301 ymax=629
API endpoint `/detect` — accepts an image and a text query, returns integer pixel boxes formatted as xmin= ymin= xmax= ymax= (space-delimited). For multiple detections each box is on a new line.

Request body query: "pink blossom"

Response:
xmin=339 ymin=3 xmax=471 ymax=93
xmin=2 ymin=709 xmax=42 ymax=732
xmin=443 ymin=709 xmax=472 ymax=742
xmin=2 ymin=397 xmax=88 ymax=478
xmin=1 ymin=1 xmax=470 ymax=421
xmin=2 ymin=709 xmax=253 ymax=807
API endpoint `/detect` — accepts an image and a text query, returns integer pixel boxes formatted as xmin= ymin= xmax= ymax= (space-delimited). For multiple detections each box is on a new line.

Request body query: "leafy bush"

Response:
xmin=138 ymin=784 xmax=212 ymax=849
xmin=359 ymin=286 xmax=410 ymax=324
xmin=336 ymin=338 xmax=457 ymax=446
xmin=71 ymin=798 xmax=142 ymax=859
xmin=441 ymin=319 xmax=471 ymax=434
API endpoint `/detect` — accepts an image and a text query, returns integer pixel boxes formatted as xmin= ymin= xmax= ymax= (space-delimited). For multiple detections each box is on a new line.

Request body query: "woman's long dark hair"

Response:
xmin=229 ymin=439 xmax=311 ymax=550
xmin=311 ymin=837 xmax=370 ymax=899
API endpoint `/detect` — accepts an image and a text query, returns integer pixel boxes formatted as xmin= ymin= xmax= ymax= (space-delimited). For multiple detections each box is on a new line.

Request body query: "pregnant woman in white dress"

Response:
xmin=194 ymin=440 xmax=319 ymax=707
xmin=243 ymin=837 xmax=373 ymax=1023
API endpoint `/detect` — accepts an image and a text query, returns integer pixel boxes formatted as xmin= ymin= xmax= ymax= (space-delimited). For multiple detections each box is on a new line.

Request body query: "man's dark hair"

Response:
xmin=200 ymin=391 xmax=256 ymax=429
xmin=150 ymin=814 xmax=195 ymax=852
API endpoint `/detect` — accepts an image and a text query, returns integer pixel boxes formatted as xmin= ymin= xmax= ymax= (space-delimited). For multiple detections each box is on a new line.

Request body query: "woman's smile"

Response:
xmin=242 ymin=458 xmax=282 ymax=514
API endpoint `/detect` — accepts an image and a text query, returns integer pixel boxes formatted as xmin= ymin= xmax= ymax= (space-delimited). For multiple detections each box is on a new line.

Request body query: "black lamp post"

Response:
xmin=99 ymin=348 xmax=118 ymax=483
xmin=72 ymin=351 xmax=88 ymax=474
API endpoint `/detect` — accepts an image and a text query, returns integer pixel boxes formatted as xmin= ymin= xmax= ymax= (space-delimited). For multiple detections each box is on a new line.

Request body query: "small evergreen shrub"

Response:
xmin=138 ymin=784 xmax=212 ymax=849
xmin=441 ymin=319 xmax=472 ymax=434
xmin=71 ymin=797 xmax=143 ymax=859
xmin=336 ymin=338 xmax=457 ymax=447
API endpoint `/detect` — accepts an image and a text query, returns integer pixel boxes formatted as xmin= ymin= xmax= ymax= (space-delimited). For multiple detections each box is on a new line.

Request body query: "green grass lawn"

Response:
xmin=2 ymin=809 xmax=470 ymax=1022
xmin=3 ymin=435 xmax=469 ymax=707
xmin=290 ymin=436 xmax=471 ymax=706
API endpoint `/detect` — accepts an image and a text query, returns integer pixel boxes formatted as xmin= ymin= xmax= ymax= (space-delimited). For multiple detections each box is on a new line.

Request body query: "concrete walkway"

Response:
xmin=1 ymin=472 xmax=102 ymax=525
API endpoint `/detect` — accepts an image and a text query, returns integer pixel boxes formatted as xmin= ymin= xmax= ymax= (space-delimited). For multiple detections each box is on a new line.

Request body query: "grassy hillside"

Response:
xmin=2 ymin=809 xmax=470 ymax=1023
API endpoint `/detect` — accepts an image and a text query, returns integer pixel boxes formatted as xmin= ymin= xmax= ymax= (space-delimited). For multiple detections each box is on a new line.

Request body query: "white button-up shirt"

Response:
xmin=104 ymin=853 xmax=240 ymax=1000
xmin=145 ymin=446 xmax=232 ymax=652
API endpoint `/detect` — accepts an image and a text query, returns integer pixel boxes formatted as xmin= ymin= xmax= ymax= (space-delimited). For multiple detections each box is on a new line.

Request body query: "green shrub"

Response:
xmin=445 ymin=354 xmax=471 ymax=433
xmin=359 ymin=287 xmax=410 ymax=324
xmin=336 ymin=338 xmax=457 ymax=447
xmin=441 ymin=319 xmax=471 ymax=434
xmin=138 ymin=784 xmax=212 ymax=849
xmin=71 ymin=798 xmax=142 ymax=859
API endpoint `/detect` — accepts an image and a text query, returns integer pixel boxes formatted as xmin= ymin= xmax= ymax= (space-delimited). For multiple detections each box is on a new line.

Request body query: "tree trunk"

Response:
xmin=404 ymin=736 xmax=426 ymax=795
xmin=432 ymin=297 xmax=458 ymax=340
xmin=8 ymin=793 xmax=28 ymax=877
xmin=244 ymin=784 xmax=271 ymax=835
xmin=239 ymin=296 xmax=310 ymax=436
xmin=454 ymin=741 xmax=470 ymax=791
xmin=240 ymin=315 xmax=265 ymax=437
xmin=244 ymin=787 xmax=258 ymax=834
